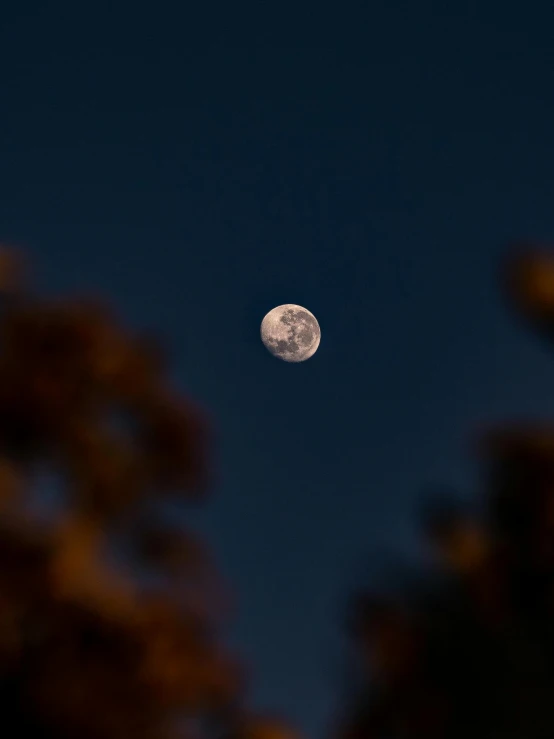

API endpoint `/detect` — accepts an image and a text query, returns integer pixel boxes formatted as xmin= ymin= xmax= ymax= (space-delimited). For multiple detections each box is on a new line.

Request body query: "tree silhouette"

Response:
xmin=334 ymin=245 xmax=554 ymax=739
xmin=0 ymin=248 xmax=298 ymax=739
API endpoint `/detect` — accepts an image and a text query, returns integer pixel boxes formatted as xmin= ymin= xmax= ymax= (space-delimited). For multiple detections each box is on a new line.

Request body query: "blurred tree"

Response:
xmin=0 ymin=248 xmax=300 ymax=739
xmin=334 ymin=246 xmax=554 ymax=739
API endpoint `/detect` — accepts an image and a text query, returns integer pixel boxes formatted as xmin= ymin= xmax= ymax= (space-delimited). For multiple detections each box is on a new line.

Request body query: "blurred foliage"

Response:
xmin=335 ymin=245 xmax=554 ymax=739
xmin=17 ymin=241 xmax=554 ymax=739
xmin=0 ymin=248 xmax=298 ymax=739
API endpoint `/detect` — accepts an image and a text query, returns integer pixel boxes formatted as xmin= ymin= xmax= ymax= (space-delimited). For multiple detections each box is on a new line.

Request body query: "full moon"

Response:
xmin=260 ymin=304 xmax=321 ymax=362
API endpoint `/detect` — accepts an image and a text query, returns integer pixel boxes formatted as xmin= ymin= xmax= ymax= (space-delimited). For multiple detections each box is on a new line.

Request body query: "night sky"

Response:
xmin=3 ymin=3 xmax=554 ymax=735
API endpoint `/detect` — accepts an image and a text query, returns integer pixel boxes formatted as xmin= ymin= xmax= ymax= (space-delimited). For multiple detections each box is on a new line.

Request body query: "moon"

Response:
xmin=260 ymin=304 xmax=321 ymax=362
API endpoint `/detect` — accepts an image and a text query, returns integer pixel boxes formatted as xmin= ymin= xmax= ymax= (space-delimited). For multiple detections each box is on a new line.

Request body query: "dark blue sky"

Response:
xmin=3 ymin=3 xmax=554 ymax=735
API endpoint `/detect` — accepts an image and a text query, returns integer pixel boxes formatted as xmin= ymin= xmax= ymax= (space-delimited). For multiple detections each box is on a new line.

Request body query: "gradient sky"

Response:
xmin=3 ymin=3 xmax=554 ymax=735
